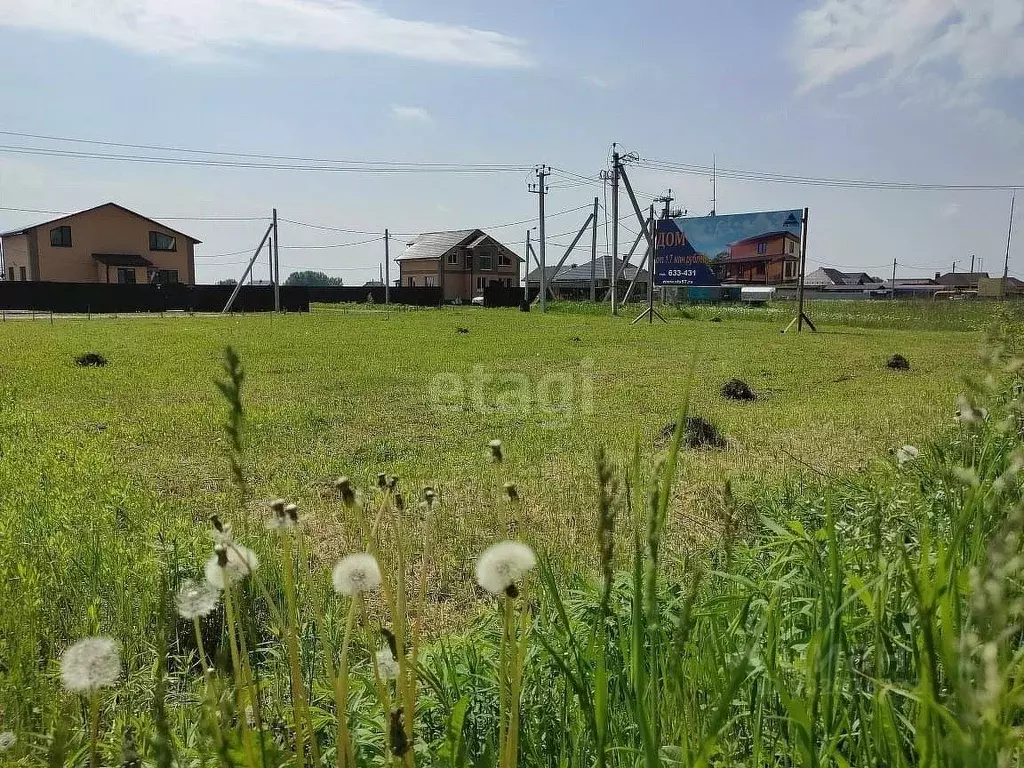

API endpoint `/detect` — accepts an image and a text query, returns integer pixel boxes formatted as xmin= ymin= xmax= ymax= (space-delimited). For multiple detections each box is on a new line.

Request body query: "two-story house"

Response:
xmin=397 ymin=229 xmax=521 ymax=301
xmin=1 ymin=202 xmax=199 ymax=284
xmin=715 ymin=230 xmax=800 ymax=284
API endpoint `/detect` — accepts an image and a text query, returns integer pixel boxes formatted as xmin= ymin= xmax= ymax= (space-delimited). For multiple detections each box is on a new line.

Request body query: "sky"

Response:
xmin=0 ymin=0 xmax=1022 ymax=285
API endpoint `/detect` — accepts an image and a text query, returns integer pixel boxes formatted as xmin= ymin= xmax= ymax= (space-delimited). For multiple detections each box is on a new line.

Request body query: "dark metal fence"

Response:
xmin=0 ymin=283 xmax=444 ymax=313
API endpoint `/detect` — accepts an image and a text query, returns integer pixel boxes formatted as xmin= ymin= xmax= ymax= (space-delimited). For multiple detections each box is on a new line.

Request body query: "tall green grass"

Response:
xmin=1 ymin=325 xmax=1022 ymax=767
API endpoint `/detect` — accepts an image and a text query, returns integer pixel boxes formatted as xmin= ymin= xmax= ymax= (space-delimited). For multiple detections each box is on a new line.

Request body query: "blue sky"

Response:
xmin=0 ymin=0 xmax=1021 ymax=284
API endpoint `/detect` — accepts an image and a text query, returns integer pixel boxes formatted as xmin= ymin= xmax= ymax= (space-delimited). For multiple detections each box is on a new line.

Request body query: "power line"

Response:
xmin=0 ymin=204 xmax=267 ymax=221
xmin=637 ymin=157 xmax=1022 ymax=191
xmin=279 ymin=236 xmax=382 ymax=250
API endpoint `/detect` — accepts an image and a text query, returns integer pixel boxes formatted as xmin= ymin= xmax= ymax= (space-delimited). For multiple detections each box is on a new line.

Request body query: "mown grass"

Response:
xmin=0 ymin=303 xmax=1021 ymax=767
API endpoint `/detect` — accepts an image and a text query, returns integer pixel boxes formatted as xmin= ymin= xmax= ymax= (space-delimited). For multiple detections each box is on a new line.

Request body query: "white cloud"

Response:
xmin=391 ymin=105 xmax=432 ymax=123
xmin=584 ymin=75 xmax=611 ymax=88
xmin=941 ymin=201 xmax=961 ymax=217
xmin=794 ymin=0 xmax=1024 ymax=94
xmin=0 ymin=0 xmax=531 ymax=67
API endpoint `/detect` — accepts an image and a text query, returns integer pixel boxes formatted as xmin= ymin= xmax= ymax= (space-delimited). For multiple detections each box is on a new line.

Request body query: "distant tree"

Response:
xmin=285 ymin=270 xmax=344 ymax=287
xmin=217 ymin=278 xmax=238 ymax=286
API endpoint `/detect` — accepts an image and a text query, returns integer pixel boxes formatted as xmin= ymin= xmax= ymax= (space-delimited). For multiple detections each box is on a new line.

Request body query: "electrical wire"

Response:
xmin=637 ymin=157 xmax=1022 ymax=191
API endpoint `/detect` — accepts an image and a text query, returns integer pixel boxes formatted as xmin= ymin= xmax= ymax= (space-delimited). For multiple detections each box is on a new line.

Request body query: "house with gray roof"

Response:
xmin=526 ymin=256 xmax=651 ymax=301
xmin=397 ymin=229 xmax=521 ymax=301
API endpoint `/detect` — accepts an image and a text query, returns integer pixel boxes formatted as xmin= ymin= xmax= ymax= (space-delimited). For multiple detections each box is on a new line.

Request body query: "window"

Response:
xmin=756 ymin=263 xmax=765 ymax=275
xmin=7 ymin=266 xmax=13 ymax=281
xmin=446 ymin=252 xmax=459 ymax=265
xmin=478 ymin=254 xmax=493 ymax=270
xmin=149 ymin=231 xmax=176 ymax=251
xmin=498 ymin=252 xmax=511 ymax=267
xmin=477 ymin=277 xmax=484 ymax=289
xmin=152 ymin=269 xmax=179 ymax=284
xmin=19 ymin=266 xmax=27 ymax=281
xmin=425 ymin=275 xmax=436 ymax=287
xmin=788 ymin=240 xmax=796 ymax=255
xmin=117 ymin=267 xmax=137 ymax=284
xmin=50 ymin=225 xmax=72 ymax=247
xmin=756 ymin=242 xmax=767 ymax=255
xmin=409 ymin=277 xmax=417 ymax=287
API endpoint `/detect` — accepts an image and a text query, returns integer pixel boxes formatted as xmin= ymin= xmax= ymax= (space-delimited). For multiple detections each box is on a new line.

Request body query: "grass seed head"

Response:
xmin=331 ymin=553 xmax=382 ymax=596
xmin=175 ymin=579 xmax=220 ymax=619
xmin=475 ymin=540 xmax=536 ymax=597
xmin=60 ymin=636 xmax=121 ymax=693
xmin=389 ymin=708 xmax=408 ymax=756
xmin=0 ymin=732 xmax=15 ymax=752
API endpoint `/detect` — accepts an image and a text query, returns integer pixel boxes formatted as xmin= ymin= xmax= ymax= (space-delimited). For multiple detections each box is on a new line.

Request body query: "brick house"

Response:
xmin=1 ymin=202 xmax=199 ymax=284
xmin=715 ymin=230 xmax=800 ymax=284
xmin=397 ymin=229 xmax=521 ymax=301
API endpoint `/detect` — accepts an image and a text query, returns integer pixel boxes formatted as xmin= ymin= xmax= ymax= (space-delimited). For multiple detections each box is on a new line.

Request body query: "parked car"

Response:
xmin=471 ymin=295 xmax=485 ymax=306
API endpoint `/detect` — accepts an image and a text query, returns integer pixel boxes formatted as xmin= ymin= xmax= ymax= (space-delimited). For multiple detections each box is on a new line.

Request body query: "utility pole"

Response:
xmin=267 ymin=236 xmax=273 ymax=287
xmin=654 ymin=190 xmax=674 ymax=220
xmin=529 ymin=165 xmax=550 ymax=311
xmin=891 ymin=258 xmax=897 ymax=300
xmin=952 ymin=260 xmax=957 ymax=274
xmin=590 ymin=196 xmax=598 ymax=301
xmin=1003 ymin=191 xmax=1015 ymax=298
xmin=611 ymin=146 xmax=620 ymax=315
xmin=970 ymin=254 xmax=975 ymax=274
xmin=272 ymin=208 xmax=280 ymax=312
xmin=384 ymin=229 xmax=390 ymax=305
xmin=711 ymin=154 xmax=717 ymax=216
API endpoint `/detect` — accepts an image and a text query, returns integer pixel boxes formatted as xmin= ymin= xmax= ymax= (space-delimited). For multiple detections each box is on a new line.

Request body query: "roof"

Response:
xmin=936 ymin=271 xmax=989 ymax=287
xmin=92 ymin=253 xmax=153 ymax=267
xmin=526 ymin=256 xmax=651 ymax=283
xmin=397 ymin=229 xmax=478 ymax=261
xmin=397 ymin=228 xmax=523 ymax=262
xmin=811 ymin=268 xmax=884 ymax=285
xmin=0 ymin=202 xmax=202 ymax=243
xmin=818 ymin=267 xmax=846 ymax=284
xmin=730 ymin=230 xmax=800 ymax=247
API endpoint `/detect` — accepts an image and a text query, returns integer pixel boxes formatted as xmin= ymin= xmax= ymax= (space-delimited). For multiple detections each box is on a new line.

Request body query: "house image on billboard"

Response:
xmin=714 ymin=230 xmax=800 ymax=284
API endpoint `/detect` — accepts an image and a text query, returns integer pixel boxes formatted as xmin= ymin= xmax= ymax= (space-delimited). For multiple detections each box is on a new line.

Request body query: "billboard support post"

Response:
xmin=784 ymin=207 xmax=816 ymax=333
xmin=632 ymin=205 xmax=666 ymax=325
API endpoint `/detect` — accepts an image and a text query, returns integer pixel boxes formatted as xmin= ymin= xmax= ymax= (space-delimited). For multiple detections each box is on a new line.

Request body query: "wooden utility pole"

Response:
xmin=611 ymin=147 xmax=620 ymax=315
xmin=590 ymin=196 xmax=598 ymax=302
xmin=272 ymin=208 xmax=280 ymax=311
xmin=891 ymin=258 xmax=897 ymax=300
xmin=970 ymin=254 xmax=975 ymax=273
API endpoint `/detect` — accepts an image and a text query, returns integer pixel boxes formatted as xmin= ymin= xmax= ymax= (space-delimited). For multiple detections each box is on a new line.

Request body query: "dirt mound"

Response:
xmin=75 ymin=353 xmax=108 ymax=367
xmin=658 ymin=416 xmax=727 ymax=450
xmin=886 ymin=354 xmax=910 ymax=370
xmin=721 ymin=378 xmax=756 ymax=401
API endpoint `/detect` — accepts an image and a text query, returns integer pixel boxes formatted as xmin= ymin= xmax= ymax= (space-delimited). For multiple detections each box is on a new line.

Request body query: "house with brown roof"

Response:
xmin=714 ymin=230 xmax=800 ymax=284
xmin=397 ymin=229 xmax=520 ymax=301
xmin=0 ymin=202 xmax=199 ymax=284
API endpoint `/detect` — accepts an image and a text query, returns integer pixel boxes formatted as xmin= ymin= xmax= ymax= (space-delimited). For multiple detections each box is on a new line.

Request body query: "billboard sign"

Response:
xmin=653 ymin=209 xmax=803 ymax=286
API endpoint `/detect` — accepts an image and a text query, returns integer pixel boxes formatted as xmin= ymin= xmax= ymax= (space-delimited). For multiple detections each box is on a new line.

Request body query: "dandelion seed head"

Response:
xmin=175 ymin=579 xmax=221 ymax=619
xmin=332 ymin=553 xmax=382 ymax=596
xmin=956 ymin=394 xmax=986 ymax=425
xmin=204 ymin=544 xmax=260 ymax=590
xmin=504 ymin=482 xmax=519 ymax=502
xmin=896 ymin=445 xmax=920 ymax=466
xmin=475 ymin=540 xmax=536 ymax=595
xmin=60 ymin=636 xmax=121 ymax=693
xmin=334 ymin=476 xmax=357 ymax=506
xmin=0 ymin=732 xmax=15 ymax=752
xmin=376 ymin=647 xmax=400 ymax=680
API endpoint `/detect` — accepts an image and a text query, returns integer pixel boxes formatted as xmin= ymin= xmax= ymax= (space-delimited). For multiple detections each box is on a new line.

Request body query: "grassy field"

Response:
xmin=1 ymin=299 xmax=1021 ymax=766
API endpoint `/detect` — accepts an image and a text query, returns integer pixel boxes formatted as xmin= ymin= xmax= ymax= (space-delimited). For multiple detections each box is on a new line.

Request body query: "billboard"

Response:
xmin=654 ymin=209 xmax=803 ymax=286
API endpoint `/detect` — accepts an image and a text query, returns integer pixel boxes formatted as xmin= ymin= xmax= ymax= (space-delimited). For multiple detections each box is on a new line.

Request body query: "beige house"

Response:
xmin=1 ymin=202 xmax=199 ymax=284
xmin=397 ymin=229 xmax=521 ymax=301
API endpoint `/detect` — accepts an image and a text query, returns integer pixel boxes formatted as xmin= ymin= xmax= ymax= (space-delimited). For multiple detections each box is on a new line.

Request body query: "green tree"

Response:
xmin=284 ymin=270 xmax=344 ymax=287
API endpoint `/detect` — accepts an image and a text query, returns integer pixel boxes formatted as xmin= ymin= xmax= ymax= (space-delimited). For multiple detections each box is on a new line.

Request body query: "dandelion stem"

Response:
xmin=192 ymin=617 xmax=211 ymax=678
xmin=223 ymin=584 xmax=258 ymax=768
xmin=336 ymin=597 xmax=359 ymax=768
xmin=88 ymin=690 xmax=100 ymax=768
xmin=281 ymin=532 xmax=318 ymax=768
